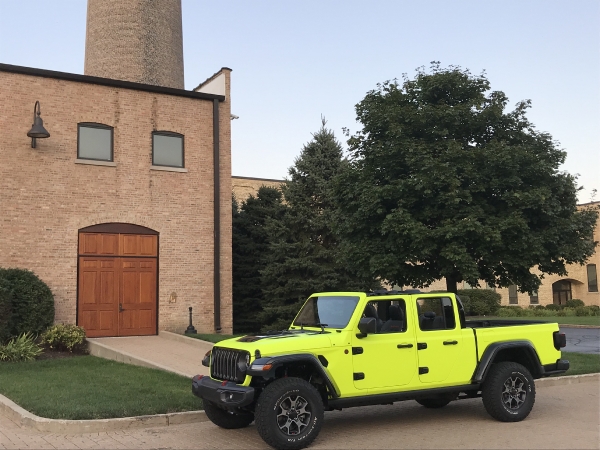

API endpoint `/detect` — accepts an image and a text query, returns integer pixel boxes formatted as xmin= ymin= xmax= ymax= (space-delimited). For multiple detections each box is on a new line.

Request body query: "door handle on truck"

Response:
xmin=397 ymin=343 xmax=414 ymax=349
xmin=443 ymin=340 xmax=458 ymax=345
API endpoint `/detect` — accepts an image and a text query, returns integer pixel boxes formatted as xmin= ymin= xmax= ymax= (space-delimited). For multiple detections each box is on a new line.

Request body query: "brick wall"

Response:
xmin=231 ymin=176 xmax=284 ymax=202
xmin=0 ymin=69 xmax=232 ymax=334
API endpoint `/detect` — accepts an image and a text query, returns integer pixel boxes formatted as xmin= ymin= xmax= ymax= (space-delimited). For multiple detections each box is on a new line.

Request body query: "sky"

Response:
xmin=1 ymin=0 xmax=598 ymax=202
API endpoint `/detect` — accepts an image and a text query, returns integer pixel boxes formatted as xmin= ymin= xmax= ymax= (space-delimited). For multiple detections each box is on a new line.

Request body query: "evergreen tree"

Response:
xmin=260 ymin=119 xmax=379 ymax=331
xmin=232 ymin=188 xmax=286 ymax=333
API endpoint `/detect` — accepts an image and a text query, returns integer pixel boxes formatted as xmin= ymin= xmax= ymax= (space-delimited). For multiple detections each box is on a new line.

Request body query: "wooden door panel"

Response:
xmin=78 ymin=257 xmax=119 ymax=337
xmin=119 ymin=258 xmax=157 ymax=336
xmin=79 ymin=233 xmax=119 ymax=256
xmin=120 ymin=234 xmax=157 ymax=257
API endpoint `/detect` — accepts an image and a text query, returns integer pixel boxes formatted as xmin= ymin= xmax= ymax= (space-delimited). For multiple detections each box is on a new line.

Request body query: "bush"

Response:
xmin=545 ymin=304 xmax=561 ymax=311
xmin=497 ymin=307 xmax=519 ymax=317
xmin=0 ymin=332 xmax=42 ymax=362
xmin=0 ymin=285 xmax=12 ymax=343
xmin=457 ymin=289 xmax=501 ymax=316
xmin=0 ymin=268 xmax=54 ymax=338
xmin=41 ymin=324 xmax=86 ymax=352
xmin=565 ymin=299 xmax=585 ymax=308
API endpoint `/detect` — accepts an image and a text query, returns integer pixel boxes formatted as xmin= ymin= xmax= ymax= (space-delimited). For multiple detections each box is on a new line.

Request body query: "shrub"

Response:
xmin=41 ymin=324 xmax=87 ymax=352
xmin=497 ymin=307 xmax=518 ymax=317
xmin=0 ymin=332 xmax=42 ymax=362
xmin=457 ymin=289 xmax=501 ymax=316
xmin=0 ymin=284 xmax=12 ymax=343
xmin=0 ymin=268 xmax=54 ymax=337
xmin=545 ymin=304 xmax=561 ymax=311
xmin=565 ymin=299 xmax=585 ymax=308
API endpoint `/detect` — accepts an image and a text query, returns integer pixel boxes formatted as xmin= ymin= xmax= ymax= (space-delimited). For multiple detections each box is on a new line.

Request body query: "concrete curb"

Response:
xmin=536 ymin=372 xmax=599 ymax=387
xmin=559 ymin=324 xmax=600 ymax=329
xmin=87 ymin=339 xmax=193 ymax=379
xmin=0 ymin=393 xmax=207 ymax=433
xmin=1 ymin=373 xmax=596 ymax=433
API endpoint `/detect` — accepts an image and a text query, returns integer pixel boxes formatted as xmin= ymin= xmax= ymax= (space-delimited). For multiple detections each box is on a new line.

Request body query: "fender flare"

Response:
xmin=472 ymin=340 xmax=543 ymax=383
xmin=247 ymin=353 xmax=340 ymax=398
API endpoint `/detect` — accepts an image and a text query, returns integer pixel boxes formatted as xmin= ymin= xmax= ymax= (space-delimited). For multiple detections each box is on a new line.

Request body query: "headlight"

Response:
xmin=237 ymin=351 xmax=251 ymax=372
xmin=201 ymin=350 xmax=211 ymax=367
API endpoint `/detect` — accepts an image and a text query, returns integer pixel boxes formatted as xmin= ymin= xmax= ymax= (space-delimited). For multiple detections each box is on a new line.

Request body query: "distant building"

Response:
xmin=232 ymin=176 xmax=284 ymax=202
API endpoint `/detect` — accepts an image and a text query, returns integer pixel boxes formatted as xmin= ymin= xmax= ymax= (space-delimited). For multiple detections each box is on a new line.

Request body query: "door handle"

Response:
xmin=443 ymin=340 xmax=458 ymax=345
xmin=397 ymin=343 xmax=414 ymax=349
xmin=119 ymin=303 xmax=124 ymax=312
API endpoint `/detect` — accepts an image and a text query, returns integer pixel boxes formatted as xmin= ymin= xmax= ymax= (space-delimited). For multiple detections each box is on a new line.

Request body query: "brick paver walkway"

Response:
xmin=1 ymin=381 xmax=598 ymax=449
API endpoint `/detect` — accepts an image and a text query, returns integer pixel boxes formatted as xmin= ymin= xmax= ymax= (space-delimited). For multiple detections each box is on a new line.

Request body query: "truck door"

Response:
xmin=351 ymin=298 xmax=418 ymax=392
xmin=414 ymin=296 xmax=468 ymax=384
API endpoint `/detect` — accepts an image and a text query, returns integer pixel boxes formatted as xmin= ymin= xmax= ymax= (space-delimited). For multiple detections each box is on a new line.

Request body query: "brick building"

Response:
xmin=0 ymin=63 xmax=233 ymax=335
xmin=232 ymin=176 xmax=284 ymax=202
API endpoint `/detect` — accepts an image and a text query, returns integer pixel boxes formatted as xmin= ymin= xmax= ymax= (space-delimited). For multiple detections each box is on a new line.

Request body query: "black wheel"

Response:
xmin=203 ymin=400 xmax=254 ymax=429
xmin=255 ymin=377 xmax=324 ymax=450
xmin=415 ymin=394 xmax=454 ymax=408
xmin=482 ymin=361 xmax=536 ymax=422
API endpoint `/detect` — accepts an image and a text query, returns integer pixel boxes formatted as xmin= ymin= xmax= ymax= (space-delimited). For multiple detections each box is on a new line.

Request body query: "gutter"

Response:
xmin=213 ymin=99 xmax=221 ymax=332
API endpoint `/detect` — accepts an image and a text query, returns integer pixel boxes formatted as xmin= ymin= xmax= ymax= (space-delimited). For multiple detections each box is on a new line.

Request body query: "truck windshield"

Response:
xmin=293 ymin=296 xmax=360 ymax=329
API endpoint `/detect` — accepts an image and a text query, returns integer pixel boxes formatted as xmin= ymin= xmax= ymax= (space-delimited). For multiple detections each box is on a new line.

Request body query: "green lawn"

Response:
xmin=468 ymin=316 xmax=600 ymax=326
xmin=560 ymin=352 xmax=600 ymax=376
xmin=0 ymin=356 xmax=202 ymax=420
xmin=185 ymin=333 xmax=245 ymax=343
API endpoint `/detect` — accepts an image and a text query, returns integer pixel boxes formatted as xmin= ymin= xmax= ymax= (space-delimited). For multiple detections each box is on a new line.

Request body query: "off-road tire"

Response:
xmin=255 ymin=377 xmax=324 ymax=450
xmin=203 ymin=400 xmax=254 ymax=429
xmin=482 ymin=361 xmax=536 ymax=422
xmin=415 ymin=394 xmax=454 ymax=408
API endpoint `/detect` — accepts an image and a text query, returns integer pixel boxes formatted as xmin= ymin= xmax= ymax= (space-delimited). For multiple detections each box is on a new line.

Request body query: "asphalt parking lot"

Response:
xmin=561 ymin=326 xmax=600 ymax=354
xmin=1 ymin=379 xmax=598 ymax=449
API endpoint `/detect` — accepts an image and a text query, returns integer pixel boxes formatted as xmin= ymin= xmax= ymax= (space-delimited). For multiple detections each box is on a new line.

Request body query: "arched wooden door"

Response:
xmin=552 ymin=280 xmax=572 ymax=306
xmin=77 ymin=223 xmax=158 ymax=337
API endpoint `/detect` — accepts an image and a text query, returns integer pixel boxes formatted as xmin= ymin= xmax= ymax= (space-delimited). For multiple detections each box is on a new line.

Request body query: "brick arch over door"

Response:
xmin=77 ymin=223 xmax=158 ymax=337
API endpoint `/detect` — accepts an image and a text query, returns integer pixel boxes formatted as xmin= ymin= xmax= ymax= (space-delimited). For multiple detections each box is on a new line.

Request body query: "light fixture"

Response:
xmin=27 ymin=101 xmax=50 ymax=148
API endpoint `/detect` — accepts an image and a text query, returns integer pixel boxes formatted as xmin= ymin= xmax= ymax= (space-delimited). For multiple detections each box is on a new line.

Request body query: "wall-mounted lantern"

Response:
xmin=27 ymin=101 xmax=50 ymax=148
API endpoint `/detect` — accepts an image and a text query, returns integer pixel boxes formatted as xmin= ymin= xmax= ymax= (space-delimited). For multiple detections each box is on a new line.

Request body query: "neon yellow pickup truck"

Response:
xmin=192 ymin=290 xmax=568 ymax=450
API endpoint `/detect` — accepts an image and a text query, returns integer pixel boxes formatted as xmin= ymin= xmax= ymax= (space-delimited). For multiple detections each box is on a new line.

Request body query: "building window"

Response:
xmin=78 ymin=123 xmax=113 ymax=161
xmin=552 ymin=280 xmax=572 ymax=306
xmin=152 ymin=131 xmax=184 ymax=168
xmin=588 ymin=264 xmax=598 ymax=292
xmin=508 ymin=285 xmax=518 ymax=305
xmin=529 ymin=291 xmax=539 ymax=304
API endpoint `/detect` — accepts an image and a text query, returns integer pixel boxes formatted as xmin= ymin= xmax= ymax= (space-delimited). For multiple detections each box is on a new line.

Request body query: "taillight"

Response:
xmin=553 ymin=331 xmax=566 ymax=350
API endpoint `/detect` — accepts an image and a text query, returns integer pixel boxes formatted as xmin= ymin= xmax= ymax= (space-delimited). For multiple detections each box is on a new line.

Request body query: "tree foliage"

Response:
xmin=334 ymin=63 xmax=598 ymax=293
xmin=260 ymin=120 xmax=379 ymax=330
xmin=232 ymin=188 xmax=286 ymax=333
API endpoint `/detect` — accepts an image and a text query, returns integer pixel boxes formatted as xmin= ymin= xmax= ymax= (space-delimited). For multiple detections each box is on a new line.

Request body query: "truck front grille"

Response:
xmin=210 ymin=348 xmax=247 ymax=383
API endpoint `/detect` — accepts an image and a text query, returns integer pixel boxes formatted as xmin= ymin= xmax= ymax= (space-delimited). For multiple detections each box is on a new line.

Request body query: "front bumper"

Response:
xmin=542 ymin=359 xmax=570 ymax=376
xmin=192 ymin=375 xmax=255 ymax=408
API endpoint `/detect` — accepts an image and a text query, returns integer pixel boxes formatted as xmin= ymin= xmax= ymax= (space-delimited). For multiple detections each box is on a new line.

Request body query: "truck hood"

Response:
xmin=214 ymin=330 xmax=333 ymax=355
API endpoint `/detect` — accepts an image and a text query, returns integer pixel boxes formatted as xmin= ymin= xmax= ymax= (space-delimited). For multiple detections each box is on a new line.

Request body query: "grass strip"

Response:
xmin=0 ymin=355 xmax=202 ymax=420
xmin=468 ymin=316 xmax=600 ymax=326
xmin=559 ymin=352 xmax=600 ymax=376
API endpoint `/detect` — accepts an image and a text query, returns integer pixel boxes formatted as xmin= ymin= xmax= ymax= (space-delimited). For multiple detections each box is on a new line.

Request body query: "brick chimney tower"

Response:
xmin=84 ymin=0 xmax=184 ymax=89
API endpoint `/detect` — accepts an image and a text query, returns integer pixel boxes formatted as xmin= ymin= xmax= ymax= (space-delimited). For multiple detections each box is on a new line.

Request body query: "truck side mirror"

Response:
xmin=358 ymin=317 xmax=377 ymax=335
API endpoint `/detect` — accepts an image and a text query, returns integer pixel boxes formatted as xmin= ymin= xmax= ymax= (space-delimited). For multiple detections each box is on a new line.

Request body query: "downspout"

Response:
xmin=213 ymin=98 xmax=221 ymax=332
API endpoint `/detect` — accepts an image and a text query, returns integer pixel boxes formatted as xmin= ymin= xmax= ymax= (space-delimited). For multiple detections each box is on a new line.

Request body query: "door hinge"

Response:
xmin=419 ymin=367 xmax=429 ymax=375
xmin=417 ymin=342 xmax=427 ymax=350
xmin=353 ymin=372 xmax=365 ymax=380
xmin=352 ymin=347 xmax=363 ymax=355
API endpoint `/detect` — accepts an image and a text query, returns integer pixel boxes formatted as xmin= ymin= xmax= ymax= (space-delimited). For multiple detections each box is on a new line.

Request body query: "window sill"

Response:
xmin=75 ymin=159 xmax=116 ymax=167
xmin=150 ymin=165 xmax=188 ymax=173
